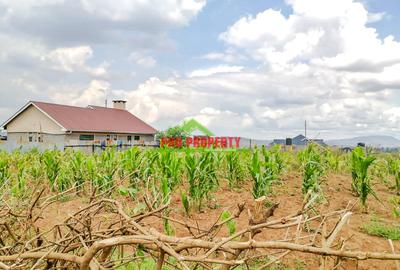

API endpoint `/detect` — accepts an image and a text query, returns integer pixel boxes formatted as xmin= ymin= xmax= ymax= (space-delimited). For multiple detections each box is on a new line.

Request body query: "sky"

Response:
xmin=1 ymin=0 xmax=400 ymax=140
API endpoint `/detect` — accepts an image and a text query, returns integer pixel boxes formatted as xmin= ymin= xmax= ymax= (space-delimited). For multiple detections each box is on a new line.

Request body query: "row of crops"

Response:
xmin=0 ymin=145 xmax=399 ymax=212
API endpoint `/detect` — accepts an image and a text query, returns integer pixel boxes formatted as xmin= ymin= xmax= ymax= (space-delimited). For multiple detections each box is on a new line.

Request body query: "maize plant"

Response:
xmin=11 ymin=157 xmax=27 ymax=197
xmin=42 ymin=150 xmax=61 ymax=191
xmin=185 ymin=150 xmax=218 ymax=211
xmin=249 ymin=147 xmax=276 ymax=199
xmin=69 ymin=151 xmax=86 ymax=189
xmin=86 ymin=155 xmax=96 ymax=183
xmin=0 ymin=151 xmax=10 ymax=186
xmin=94 ymin=149 xmax=118 ymax=190
xmin=298 ymin=144 xmax=324 ymax=195
xmin=141 ymin=149 xmax=158 ymax=181
xmin=271 ymin=145 xmax=285 ymax=175
xmin=220 ymin=210 xmax=236 ymax=236
xmin=157 ymin=148 xmax=181 ymax=190
xmin=28 ymin=156 xmax=42 ymax=182
xmin=350 ymin=147 xmax=378 ymax=208
xmin=57 ymin=165 xmax=72 ymax=192
xmin=200 ymin=150 xmax=218 ymax=188
xmin=225 ymin=151 xmax=243 ymax=188
xmin=386 ymin=156 xmax=400 ymax=195
xmin=180 ymin=190 xmax=190 ymax=216
xmin=24 ymin=149 xmax=43 ymax=182
xmin=121 ymin=147 xmax=143 ymax=188
xmin=324 ymin=148 xmax=341 ymax=173
xmin=160 ymin=176 xmax=171 ymax=204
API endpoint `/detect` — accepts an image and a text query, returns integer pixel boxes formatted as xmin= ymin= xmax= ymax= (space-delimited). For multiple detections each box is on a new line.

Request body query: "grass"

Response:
xmin=362 ymin=220 xmax=400 ymax=240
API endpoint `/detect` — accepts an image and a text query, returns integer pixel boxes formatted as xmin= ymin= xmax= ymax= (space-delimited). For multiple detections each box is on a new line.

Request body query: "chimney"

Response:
xmin=112 ymin=100 xmax=127 ymax=110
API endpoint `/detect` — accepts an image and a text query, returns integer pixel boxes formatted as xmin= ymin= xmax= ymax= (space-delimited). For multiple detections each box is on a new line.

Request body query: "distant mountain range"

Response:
xmin=326 ymin=135 xmax=400 ymax=148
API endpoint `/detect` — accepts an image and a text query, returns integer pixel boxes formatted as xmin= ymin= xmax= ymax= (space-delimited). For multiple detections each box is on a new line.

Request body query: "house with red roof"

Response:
xmin=1 ymin=100 xmax=157 ymax=150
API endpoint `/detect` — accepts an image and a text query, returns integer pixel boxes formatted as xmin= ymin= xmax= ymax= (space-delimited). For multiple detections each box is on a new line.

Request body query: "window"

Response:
xmin=127 ymin=135 xmax=132 ymax=142
xmin=79 ymin=134 xmax=94 ymax=141
xmin=38 ymin=133 xmax=43 ymax=143
xmin=28 ymin=133 xmax=33 ymax=142
xmin=113 ymin=135 xmax=117 ymax=141
xmin=106 ymin=134 xmax=111 ymax=140
xmin=134 ymin=135 xmax=140 ymax=141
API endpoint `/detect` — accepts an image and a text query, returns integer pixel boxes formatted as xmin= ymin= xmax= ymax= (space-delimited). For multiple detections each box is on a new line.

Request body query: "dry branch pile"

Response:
xmin=0 ymin=191 xmax=399 ymax=270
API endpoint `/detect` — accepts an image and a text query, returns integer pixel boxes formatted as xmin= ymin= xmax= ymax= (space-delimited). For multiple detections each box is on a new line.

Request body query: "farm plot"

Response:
xmin=0 ymin=145 xmax=399 ymax=269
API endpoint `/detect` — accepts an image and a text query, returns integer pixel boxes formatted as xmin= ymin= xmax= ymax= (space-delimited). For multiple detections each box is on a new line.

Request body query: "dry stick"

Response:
xmin=4 ymin=198 xmax=400 ymax=270
xmin=0 ymin=223 xmax=19 ymax=243
xmin=294 ymin=215 xmax=303 ymax=244
xmin=28 ymin=188 xmax=45 ymax=219
xmin=325 ymin=212 xmax=352 ymax=247
xmin=256 ymin=250 xmax=291 ymax=270
xmin=156 ymin=249 xmax=165 ymax=270
xmin=203 ymin=212 xmax=303 ymax=259
xmin=28 ymin=246 xmax=56 ymax=270
xmin=388 ymin=239 xmax=400 ymax=270
xmin=0 ymin=252 xmax=81 ymax=264
xmin=134 ymin=204 xmax=169 ymax=222
xmin=114 ymin=235 xmax=400 ymax=259
xmin=332 ymin=238 xmax=346 ymax=270
xmin=27 ymin=233 xmax=400 ymax=268
xmin=0 ymin=262 xmax=10 ymax=270
xmin=160 ymin=215 xmax=208 ymax=234
xmin=81 ymin=200 xmax=190 ymax=270
xmin=322 ymin=212 xmax=353 ymax=270
xmin=220 ymin=198 xmax=270 ymax=270
xmin=319 ymin=221 xmax=328 ymax=270
xmin=78 ymin=235 xmax=105 ymax=270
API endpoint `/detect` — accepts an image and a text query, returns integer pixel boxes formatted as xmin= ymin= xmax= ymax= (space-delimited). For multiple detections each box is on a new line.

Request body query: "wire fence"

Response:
xmin=64 ymin=143 xmax=158 ymax=153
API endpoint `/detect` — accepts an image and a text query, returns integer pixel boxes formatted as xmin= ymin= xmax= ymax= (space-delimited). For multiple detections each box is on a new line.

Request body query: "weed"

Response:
xmin=362 ymin=220 xmax=400 ymax=240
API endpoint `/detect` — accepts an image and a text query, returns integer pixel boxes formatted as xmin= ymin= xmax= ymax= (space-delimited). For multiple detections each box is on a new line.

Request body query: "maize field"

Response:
xmin=0 ymin=145 xmax=399 ymax=269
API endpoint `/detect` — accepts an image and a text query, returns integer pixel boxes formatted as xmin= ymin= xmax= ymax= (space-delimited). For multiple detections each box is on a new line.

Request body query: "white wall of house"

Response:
xmin=3 ymin=105 xmax=66 ymax=151
xmin=6 ymin=105 xmax=64 ymax=134
xmin=1 ymin=133 xmax=65 ymax=151
xmin=64 ymin=132 xmax=155 ymax=146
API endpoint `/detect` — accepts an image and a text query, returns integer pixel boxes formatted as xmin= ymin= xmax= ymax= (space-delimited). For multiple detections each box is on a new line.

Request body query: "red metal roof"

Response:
xmin=32 ymin=101 xmax=157 ymax=134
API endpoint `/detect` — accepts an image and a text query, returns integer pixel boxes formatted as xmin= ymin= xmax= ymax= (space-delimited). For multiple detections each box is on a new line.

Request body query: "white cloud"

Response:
xmin=42 ymin=46 xmax=108 ymax=76
xmin=201 ymin=48 xmax=247 ymax=63
xmin=81 ymin=0 xmax=205 ymax=25
xmin=220 ymin=9 xmax=290 ymax=49
xmin=52 ymin=80 xmax=110 ymax=107
xmin=43 ymin=46 xmax=92 ymax=72
xmin=220 ymin=0 xmax=400 ymax=73
xmin=367 ymin=12 xmax=386 ymax=23
xmin=188 ymin=65 xmax=244 ymax=77
xmin=130 ymin=52 xmax=157 ymax=68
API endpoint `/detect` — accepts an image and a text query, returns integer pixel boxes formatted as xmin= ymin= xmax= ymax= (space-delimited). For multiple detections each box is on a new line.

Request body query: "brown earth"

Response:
xmin=35 ymin=172 xmax=400 ymax=270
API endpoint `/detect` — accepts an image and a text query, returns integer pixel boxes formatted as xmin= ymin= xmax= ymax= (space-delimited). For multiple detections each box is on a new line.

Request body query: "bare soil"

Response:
xmin=36 ymin=172 xmax=400 ymax=270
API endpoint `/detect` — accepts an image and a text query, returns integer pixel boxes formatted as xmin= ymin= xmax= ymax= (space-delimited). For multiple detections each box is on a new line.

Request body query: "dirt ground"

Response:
xmin=36 ymin=172 xmax=400 ymax=270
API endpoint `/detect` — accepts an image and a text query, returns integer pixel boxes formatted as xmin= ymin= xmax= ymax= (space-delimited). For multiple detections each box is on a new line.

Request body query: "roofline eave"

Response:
xmin=1 ymin=101 xmax=68 ymax=132
xmin=67 ymin=130 xmax=157 ymax=134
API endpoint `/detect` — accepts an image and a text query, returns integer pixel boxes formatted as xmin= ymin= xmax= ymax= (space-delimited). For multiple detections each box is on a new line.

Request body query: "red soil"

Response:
xmin=36 ymin=172 xmax=399 ymax=269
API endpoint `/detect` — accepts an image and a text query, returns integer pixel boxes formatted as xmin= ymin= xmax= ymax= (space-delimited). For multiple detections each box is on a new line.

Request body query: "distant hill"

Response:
xmin=326 ymin=135 xmax=400 ymax=148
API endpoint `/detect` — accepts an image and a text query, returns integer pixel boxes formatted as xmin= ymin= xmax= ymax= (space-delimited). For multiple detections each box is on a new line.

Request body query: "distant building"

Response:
xmin=271 ymin=134 xmax=326 ymax=147
xmin=1 ymin=100 xmax=157 ymax=151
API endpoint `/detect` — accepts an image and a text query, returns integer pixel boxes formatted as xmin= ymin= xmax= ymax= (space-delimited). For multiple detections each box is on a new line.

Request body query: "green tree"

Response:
xmin=156 ymin=125 xmax=191 ymax=146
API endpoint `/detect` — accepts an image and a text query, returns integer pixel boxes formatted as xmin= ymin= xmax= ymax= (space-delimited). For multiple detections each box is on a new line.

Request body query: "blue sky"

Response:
xmin=1 ymin=0 xmax=400 ymax=139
